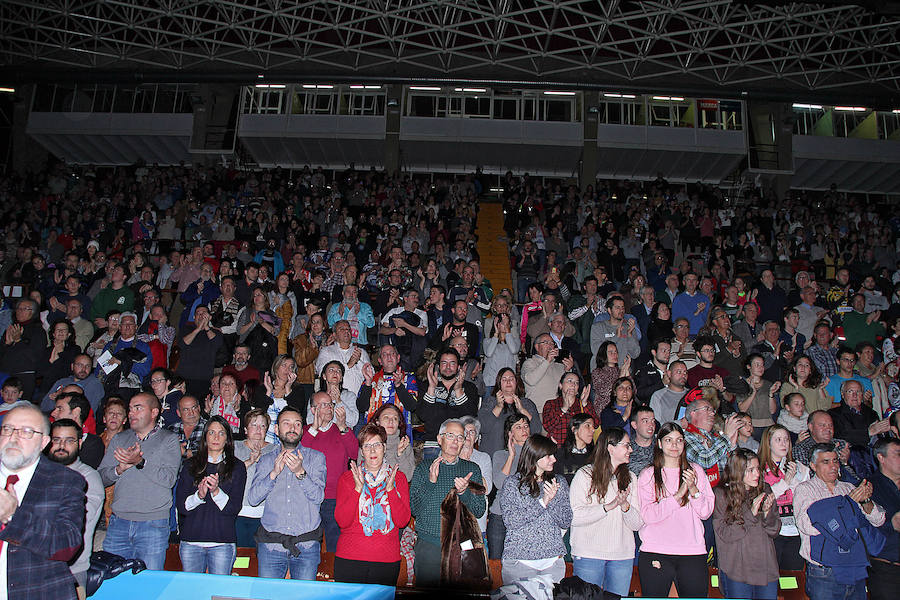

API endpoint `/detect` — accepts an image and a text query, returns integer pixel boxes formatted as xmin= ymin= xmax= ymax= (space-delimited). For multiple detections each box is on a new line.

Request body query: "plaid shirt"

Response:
xmin=321 ymin=270 xmax=345 ymax=293
xmin=541 ymin=396 xmax=599 ymax=446
xmin=684 ymin=423 xmax=735 ymax=487
xmin=805 ymin=344 xmax=838 ymax=378
xmin=166 ymin=417 xmax=207 ymax=460
xmin=792 ymin=435 xmax=849 ymax=466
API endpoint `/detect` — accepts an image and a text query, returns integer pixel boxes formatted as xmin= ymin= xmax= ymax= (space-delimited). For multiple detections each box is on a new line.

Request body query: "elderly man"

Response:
xmin=792 ymin=410 xmax=853 ymax=471
xmin=98 ymin=392 xmax=181 ymax=570
xmin=248 ymin=407 xmax=326 ymax=580
xmin=794 ymin=443 xmax=885 ymax=600
xmin=590 ymin=296 xmax=641 ymax=369
xmin=684 ymin=398 xmax=740 ymax=488
xmin=95 ymin=312 xmax=152 ymax=400
xmin=829 ymin=379 xmax=889 ymax=448
xmin=65 ymin=298 xmax=94 ymax=350
xmin=796 ymin=286 xmax=829 ymax=341
xmin=753 ymin=269 xmax=788 ymax=324
xmin=46 ymin=417 xmax=103 ymax=596
xmin=522 ymin=333 xmax=574 ymax=415
xmin=672 ymin=273 xmax=710 ymax=335
xmin=315 ymin=319 xmax=371 ymax=396
xmin=380 ymin=288 xmax=428 ymax=371
xmin=806 ymin=321 xmax=839 ymax=379
xmin=357 ymin=344 xmax=416 ymax=438
xmin=751 ymin=320 xmax=792 ymax=381
xmin=547 ymin=311 xmax=582 ymax=372
xmin=327 ymin=283 xmax=375 ymax=346
xmin=0 ymin=404 xmax=86 ymax=599
xmin=868 ymin=438 xmax=900 ymax=600
xmin=165 ymin=395 xmax=207 ymax=461
xmin=40 ymin=352 xmax=104 ymax=414
xmin=0 ymin=299 xmax=47 ymax=401
xmin=409 ymin=418 xmax=486 ymax=587
xmin=301 ymin=391 xmax=357 ymax=553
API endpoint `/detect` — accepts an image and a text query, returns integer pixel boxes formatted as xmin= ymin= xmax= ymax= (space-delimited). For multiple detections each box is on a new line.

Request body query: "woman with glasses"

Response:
xmin=357 ymin=403 xmax=414 ymax=481
xmin=498 ymin=434 xmax=572 ymax=584
xmin=478 ymin=367 xmax=540 ymax=457
xmin=334 ymin=423 xmax=410 ymax=585
xmin=570 ymin=427 xmax=643 ymax=598
xmin=207 ymin=373 xmax=246 ymax=438
xmin=251 ymin=354 xmax=307 ymax=443
xmin=637 ymin=422 xmax=714 ymax=598
xmin=175 ymin=416 xmax=247 ymax=575
xmin=233 ymin=408 xmax=277 ymax=548
xmin=148 ymin=368 xmax=183 ymax=428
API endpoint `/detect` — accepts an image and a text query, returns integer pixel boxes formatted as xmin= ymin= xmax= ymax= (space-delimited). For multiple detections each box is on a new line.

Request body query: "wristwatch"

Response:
xmin=135 ymin=458 xmax=146 ymax=470
xmin=295 ymin=471 xmax=307 ymax=481
xmin=691 ymin=491 xmax=701 ymax=499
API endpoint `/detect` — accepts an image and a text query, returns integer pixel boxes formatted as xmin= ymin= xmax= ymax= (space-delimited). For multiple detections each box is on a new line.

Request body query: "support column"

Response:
xmin=581 ymin=91 xmax=600 ymax=193
xmin=747 ymin=101 xmax=794 ymax=195
xmin=190 ymin=84 xmax=240 ymax=166
xmin=11 ymin=85 xmax=49 ymax=174
xmin=384 ymin=85 xmax=402 ymax=174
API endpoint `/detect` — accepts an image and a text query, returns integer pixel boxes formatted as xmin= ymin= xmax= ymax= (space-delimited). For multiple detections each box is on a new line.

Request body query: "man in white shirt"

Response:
xmin=315 ymin=320 xmax=371 ymax=396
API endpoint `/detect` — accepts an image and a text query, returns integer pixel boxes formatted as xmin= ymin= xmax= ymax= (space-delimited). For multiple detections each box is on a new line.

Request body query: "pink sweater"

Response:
xmin=637 ymin=463 xmax=714 ymax=555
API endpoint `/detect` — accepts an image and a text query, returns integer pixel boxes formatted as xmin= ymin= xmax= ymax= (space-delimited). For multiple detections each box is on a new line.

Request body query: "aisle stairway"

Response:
xmin=475 ymin=201 xmax=513 ymax=294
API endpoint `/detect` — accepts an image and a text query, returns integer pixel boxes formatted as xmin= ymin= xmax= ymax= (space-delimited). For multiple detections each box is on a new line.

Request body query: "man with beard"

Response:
xmin=0 ymin=404 xmax=86 ymax=599
xmin=46 ymin=418 xmax=103 ymax=597
xmin=98 ymin=392 xmax=181 ymax=570
xmin=49 ymin=391 xmax=104 ymax=469
xmin=418 ymin=349 xmax=479 ymax=462
xmin=221 ymin=344 xmax=261 ymax=389
xmin=39 ymin=352 xmax=104 ymax=414
xmin=248 ymin=407 xmax=326 ymax=580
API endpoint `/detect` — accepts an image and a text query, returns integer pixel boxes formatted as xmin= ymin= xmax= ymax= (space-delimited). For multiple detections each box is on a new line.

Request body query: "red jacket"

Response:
xmin=334 ymin=469 xmax=411 ymax=563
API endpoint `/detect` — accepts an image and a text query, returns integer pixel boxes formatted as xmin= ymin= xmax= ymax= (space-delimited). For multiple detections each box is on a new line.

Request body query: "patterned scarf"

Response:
xmin=364 ymin=370 xmax=416 ymax=440
xmin=358 ymin=464 xmax=394 ymax=537
xmin=216 ymin=395 xmax=241 ymax=432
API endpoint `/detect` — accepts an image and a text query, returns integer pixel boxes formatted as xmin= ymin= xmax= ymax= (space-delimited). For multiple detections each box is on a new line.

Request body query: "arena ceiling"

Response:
xmin=2 ymin=1 xmax=900 ymax=106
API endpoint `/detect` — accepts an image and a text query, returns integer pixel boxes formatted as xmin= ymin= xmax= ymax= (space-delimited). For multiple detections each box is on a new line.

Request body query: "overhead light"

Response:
xmin=453 ymin=87 xmax=487 ymax=93
xmin=833 ymin=106 xmax=866 ymax=112
xmin=257 ymin=74 xmax=264 ymax=79
xmin=792 ymin=103 xmax=823 ymax=110
xmin=652 ymin=96 xmax=684 ymax=101
xmin=302 ymin=84 xmax=333 ymax=89
xmin=893 ymin=109 xmax=900 ymax=114
xmin=350 ymin=85 xmax=382 ymax=89
xmin=410 ymin=86 xmax=441 ymax=91
xmin=255 ymin=84 xmax=285 ymax=89
xmin=604 ymin=93 xmax=635 ymax=99
xmin=0 ymin=87 xmax=14 ymax=93
xmin=544 ymin=91 xmax=575 ymax=96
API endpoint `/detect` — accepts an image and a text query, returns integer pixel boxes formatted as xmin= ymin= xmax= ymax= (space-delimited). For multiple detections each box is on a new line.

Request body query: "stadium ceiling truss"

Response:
xmin=2 ymin=1 xmax=900 ymax=104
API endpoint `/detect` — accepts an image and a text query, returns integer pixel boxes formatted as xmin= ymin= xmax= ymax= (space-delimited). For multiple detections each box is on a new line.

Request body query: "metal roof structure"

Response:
xmin=2 ymin=1 xmax=900 ymax=106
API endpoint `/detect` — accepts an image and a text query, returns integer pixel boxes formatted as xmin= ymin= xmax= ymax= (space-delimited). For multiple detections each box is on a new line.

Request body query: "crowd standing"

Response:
xmin=0 ymin=163 xmax=897 ymax=599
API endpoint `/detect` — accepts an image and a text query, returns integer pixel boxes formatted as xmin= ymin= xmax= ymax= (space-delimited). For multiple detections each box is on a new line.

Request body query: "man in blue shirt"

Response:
xmin=248 ymin=407 xmax=326 ymax=580
xmin=672 ymin=273 xmax=710 ymax=336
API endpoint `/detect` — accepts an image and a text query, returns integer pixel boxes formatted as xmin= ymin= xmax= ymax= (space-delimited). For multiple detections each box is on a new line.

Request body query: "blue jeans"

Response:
xmin=103 ymin=515 xmax=170 ymax=571
xmin=572 ymin=556 xmax=634 ymax=597
xmin=719 ymin=571 xmax=777 ymax=600
xmin=257 ymin=541 xmax=320 ymax=580
xmin=320 ymin=499 xmax=340 ymax=553
xmin=805 ymin=563 xmax=867 ymax=600
xmin=179 ymin=542 xmax=236 ymax=575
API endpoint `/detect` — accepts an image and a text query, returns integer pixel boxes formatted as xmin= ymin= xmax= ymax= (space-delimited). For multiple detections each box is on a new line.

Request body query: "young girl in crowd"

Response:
xmin=498 ymin=434 xmax=572 ymax=584
xmin=776 ymin=392 xmax=810 ymax=442
xmin=757 ymin=424 xmax=810 ymax=570
xmin=712 ymin=448 xmax=780 ymax=599
xmin=637 ymin=422 xmax=714 ymax=598
xmin=570 ymin=427 xmax=643 ymax=599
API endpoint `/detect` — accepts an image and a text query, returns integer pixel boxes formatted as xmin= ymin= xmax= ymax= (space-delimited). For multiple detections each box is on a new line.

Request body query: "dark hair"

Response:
xmin=357 ymin=422 xmax=388 ymax=448
xmin=318 ymin=359 xmax=346 ymax=392
xmin=189 ymin=416 xmax=237 ymax=485
xmin=873 ymin=437 xmax=900 ymax=461
xmin=1 ymin=376 xmax=23 ymax=393
xmin=651 ymin=422 xmax=691 ymax=507
xmin=372 ymin=403 xmax=407 ymax=436
xmin=50 ymin=417 xmax=83 ymax=439
xmin=515 ymin=434 xmax=559 ymax=498
xmin=58 ymin=392 xmax=91 ymax=425
xmin=492 ymin=367 xmax=525 ymax=410
xmin=609 ymin=376 xmax=634 ymax=406
xmin=786 ymin=355 xmax=823 ymax=388
xmin=720 ymin=448 xmax=763 ymax=525
xmin=743 ymin=352 xmax=765 ymax=374
xmin=503 ymin=411 xmax=528 ymax=442
xmin=588 ymin=428 xmax=632 ymax=503
xmin=836 ymin=345 xmax=856 ymax=361
xmin=595 ymin=341 xmax=618 ymax=369
xmin=49 ymin=319 xmax=76 ymax=345
xmin=631 ymin=404 xmax=654 ymax=423
xmin=650 ymin=336 xmax=672 ymax=353
xmin=694 ymin=335 xmax=716 ymax=353
xmin=562 ymin=413 xmax=595 ymax=455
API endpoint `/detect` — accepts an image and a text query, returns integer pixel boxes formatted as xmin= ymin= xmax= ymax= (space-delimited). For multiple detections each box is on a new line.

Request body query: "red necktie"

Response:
xmin=0 ymin=474 xmax=19 ymax=551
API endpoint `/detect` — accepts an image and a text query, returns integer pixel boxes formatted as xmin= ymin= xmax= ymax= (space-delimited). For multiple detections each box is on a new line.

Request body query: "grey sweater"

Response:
xmin=99 ymin=427 xmax=182 ymax=521
xmin=499 ymin=472 xmax=573 ymax=560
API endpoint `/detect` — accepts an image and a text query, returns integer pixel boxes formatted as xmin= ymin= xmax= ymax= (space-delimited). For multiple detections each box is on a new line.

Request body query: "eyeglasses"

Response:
xmin=51 ymin=436 xmax=78 ymax=446
xmin=441 ymin=433 xmax=465 ymax=442
xmin=0 ymin=425 xmax=44 ymax=439
xmin=150 ymin=378 xmax=167 ymax=384
xmin=362 ymin=442 xmax=385 ymax=451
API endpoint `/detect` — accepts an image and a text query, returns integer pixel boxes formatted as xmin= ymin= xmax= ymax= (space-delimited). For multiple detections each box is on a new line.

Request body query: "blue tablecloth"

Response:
xmin=91 ymin=570 xmax=396 ymax=600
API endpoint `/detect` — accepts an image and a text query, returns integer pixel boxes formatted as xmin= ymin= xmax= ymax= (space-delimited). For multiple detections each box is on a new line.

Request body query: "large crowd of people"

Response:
xmin=0 ymin=161 xmax=898 ymax=599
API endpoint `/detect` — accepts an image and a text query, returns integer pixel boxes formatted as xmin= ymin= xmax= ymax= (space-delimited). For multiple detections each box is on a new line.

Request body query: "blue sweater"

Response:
xmin=176 ymin=459 xmax=247 ymax=543
xmin=499 ymin=472 xmax=573 ymax=560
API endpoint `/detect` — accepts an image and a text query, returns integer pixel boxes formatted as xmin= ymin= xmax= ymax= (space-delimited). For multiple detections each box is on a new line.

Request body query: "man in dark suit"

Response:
xmin=0 ymin=403 xmax=86 ymax=600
